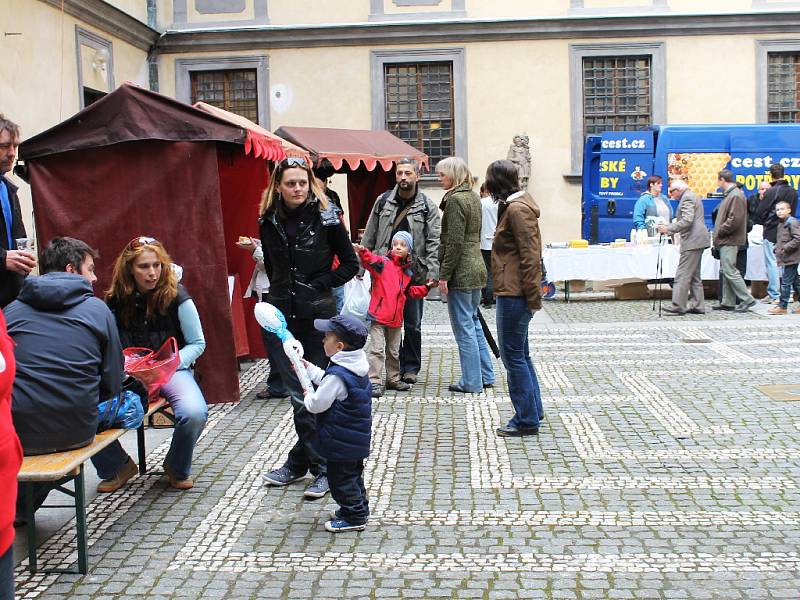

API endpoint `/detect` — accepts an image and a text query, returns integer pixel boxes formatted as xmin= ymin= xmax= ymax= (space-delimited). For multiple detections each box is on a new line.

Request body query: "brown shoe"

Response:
xmin=400 ymin=373 xmax=417 ymax=384
xmin=96 ymin=457 xmax=138 ymax=493
xmin=163 ymin=460 xmax=194 ymax=490
xmin=768 ymin=306 xmax=787 ymax=315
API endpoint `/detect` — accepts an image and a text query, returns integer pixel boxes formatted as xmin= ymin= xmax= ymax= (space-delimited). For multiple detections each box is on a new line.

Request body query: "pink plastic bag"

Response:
xmin=123 ymin=337 xmax=180 ymax=401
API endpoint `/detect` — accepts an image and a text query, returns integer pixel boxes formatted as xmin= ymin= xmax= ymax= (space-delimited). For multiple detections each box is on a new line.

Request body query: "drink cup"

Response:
xmin=15 ymin=238 xmax=32 ymax=252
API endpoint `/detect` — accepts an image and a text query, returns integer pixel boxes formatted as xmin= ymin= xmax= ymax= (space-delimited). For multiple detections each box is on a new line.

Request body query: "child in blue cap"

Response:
xmin=300 ymin=314 xmax=371 ymax=532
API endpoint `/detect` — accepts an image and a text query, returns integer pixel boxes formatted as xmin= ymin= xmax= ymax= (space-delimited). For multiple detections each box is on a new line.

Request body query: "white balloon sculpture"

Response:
xmin=254 ymin=302 xmax=314 ymax=396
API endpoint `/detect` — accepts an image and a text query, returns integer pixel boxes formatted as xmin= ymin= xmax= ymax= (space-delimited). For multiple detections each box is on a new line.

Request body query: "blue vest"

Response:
xmin=315 ymin=363 xmax=372 ymax=460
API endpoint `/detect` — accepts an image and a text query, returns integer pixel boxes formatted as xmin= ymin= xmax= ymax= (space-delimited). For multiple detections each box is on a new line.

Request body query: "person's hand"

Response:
xmin=235 ymin=237 xmax=256 ymax=251
xmin=439 ymin=280 xmax=449 ymax=295
xmin=5 ymin=250 xmax=36 ymax=275
xmin=657 ymin=223 xmax=669 ymax=234
xmin=352 ymin=243 xmax=364 ymax=253
xmin=425 ymin=279 xmax=438 ymax=289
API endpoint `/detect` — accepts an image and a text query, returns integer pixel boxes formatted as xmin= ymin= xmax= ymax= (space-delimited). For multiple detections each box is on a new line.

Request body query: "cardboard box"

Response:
xmin=608 ymin=281 xmax=650 ymax=300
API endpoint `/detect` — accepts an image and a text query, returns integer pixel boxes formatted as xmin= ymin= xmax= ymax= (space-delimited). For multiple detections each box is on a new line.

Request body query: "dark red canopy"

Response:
xmin=18 ymin=83 xmax=280 ymax=404
xmin=274 ymin=126 xmax=428 ymax=172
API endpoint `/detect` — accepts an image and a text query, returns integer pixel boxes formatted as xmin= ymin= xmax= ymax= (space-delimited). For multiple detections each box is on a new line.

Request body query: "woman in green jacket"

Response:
xmin=436 ymin=157 xmax=495 ymax=393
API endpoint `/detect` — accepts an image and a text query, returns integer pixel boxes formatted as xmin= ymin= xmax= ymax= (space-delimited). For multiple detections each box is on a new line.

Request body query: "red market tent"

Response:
xmin=273 ymin=126 xmax=428 ymax=238
xmin=18 ymin=83 xmax=298 ymax=403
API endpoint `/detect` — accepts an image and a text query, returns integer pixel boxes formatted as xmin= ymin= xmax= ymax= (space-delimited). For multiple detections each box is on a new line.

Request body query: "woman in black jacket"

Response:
xmin=259 ymin=157 xmax=358 ymax=499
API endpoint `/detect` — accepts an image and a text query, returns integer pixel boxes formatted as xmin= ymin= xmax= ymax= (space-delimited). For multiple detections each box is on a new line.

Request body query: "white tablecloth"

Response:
xmin=543 ymin=245 xmax=766 ymax=282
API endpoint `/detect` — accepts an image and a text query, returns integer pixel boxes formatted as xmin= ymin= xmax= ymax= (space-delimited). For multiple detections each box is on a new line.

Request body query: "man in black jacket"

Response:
xmin=0 ymin=115 xmax=36 ymax=307
xmin=757 ymin=163 xmax=799 ymax=303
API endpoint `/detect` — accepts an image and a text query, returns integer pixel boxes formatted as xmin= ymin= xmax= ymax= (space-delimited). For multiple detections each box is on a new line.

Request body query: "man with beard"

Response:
xmin=361 ymin=158 xmax=441 ymax=385
xmin=0 ymin=115 xmax=36 ymax=307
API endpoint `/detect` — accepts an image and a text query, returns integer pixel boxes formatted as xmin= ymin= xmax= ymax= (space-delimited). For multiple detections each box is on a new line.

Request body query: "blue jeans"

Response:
xmin=446 ymin=289 xmax=495 ymax=392
xmin=92 ymin=369 xmax=208 ymax=480
xmin=0 ymin=546 xmax=13 ymax=600
xmin=779 ymin=263 xmax=800 ymax=308
xmin=764 ymin=239 xmax=781 ymax=299
xmin=496 ymin=296 xmax=543 ymax=429
xmin=399 ymin=296 xmax=423 ymax=376
xmin=332 ymin=285 xmax=345 ymax=314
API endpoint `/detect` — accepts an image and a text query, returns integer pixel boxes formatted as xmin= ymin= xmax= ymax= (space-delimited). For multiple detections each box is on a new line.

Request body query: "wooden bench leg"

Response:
xmin=74 ymin=466 xmax=88 ymax=574
xmin=137 ymin=423 xmax=147 ymax=475
xmin=24 ymin=483 xmax=37 ymax=574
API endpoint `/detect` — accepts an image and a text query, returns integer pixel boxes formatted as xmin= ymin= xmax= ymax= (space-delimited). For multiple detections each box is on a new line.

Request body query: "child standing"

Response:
xmin=301 ymin=314 xmax=372 ymax=532
xmin=768 ymin=200 xmax=800 ymax=315
xmin=354 ymin=232 xmax=433 ymax=398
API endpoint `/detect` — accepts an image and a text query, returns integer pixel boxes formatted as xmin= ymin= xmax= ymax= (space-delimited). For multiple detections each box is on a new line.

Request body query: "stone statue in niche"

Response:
xmin=507 ymin=134 xmax=531 ymax=189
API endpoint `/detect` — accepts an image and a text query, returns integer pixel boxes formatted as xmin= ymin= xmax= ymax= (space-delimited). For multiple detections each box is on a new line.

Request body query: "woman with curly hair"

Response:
xmin=92 ymin=236 xmax=207 ymax=492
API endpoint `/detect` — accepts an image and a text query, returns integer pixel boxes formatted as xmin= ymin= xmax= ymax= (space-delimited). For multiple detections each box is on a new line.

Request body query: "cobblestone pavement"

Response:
xmin=13 ymin=299 xmax=800 ymax=599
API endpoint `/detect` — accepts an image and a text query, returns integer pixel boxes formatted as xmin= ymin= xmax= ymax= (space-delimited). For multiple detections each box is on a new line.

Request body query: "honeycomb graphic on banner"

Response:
xmin=668 ymin=153 xmax=731 ymax=197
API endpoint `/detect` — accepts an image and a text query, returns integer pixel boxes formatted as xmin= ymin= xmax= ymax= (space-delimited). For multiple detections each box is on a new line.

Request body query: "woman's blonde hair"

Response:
xmin=435 ymin=156 xmax=472 ymax=189
xmin=106 ymin=237 xmax=178 ymax=327
xmin=259 ymin=158 xmax=329 ymax=217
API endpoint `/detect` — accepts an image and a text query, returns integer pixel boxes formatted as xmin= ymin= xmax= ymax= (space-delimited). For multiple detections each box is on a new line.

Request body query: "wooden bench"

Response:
xmin=17 ymin=398 xmax=172 ymax=574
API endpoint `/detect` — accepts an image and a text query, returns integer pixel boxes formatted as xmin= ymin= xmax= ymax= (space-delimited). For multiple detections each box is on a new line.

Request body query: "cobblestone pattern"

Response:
xmin=17 ymin=300 xmax=800 ymax=599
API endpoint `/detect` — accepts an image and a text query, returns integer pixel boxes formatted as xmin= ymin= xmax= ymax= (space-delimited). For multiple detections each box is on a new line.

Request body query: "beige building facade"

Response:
xmin=4 ymin=0 xmax=800 ymax=241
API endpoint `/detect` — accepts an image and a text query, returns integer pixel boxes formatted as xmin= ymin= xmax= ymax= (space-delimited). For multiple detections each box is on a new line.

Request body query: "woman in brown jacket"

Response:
xmin=485 ymin=160 xmax=544 ymax=437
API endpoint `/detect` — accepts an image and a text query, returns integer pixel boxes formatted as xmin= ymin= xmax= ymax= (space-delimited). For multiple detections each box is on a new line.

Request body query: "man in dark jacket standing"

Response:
xmin=713 ymin=170 xmax=755 ymax=312
xmin=0 ymin=115 xmax=36 ymax=307
xmin=757 ymin=163 xmax=798 ymax=303
xmin=7 ymin=237 xmax=123 ymax=456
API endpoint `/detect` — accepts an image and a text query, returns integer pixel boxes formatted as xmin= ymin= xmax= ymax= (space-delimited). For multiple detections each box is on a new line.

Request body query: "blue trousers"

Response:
xmin=399 ymin=297 xmax=423 ymax=376
xmin=496 ymin=296 xmax=543 ymax=429
xmin=93 ymin=369 xmax=207 ymax=480
xmin=779 ymin=263 xmax=800 ymax=308
xmin=446 ymin=289 xmax=495 ymax=392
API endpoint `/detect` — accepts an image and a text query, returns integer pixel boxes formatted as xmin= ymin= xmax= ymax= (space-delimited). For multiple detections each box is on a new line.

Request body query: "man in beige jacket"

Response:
xmin=658 ymin=179 xmax=709 ymax=315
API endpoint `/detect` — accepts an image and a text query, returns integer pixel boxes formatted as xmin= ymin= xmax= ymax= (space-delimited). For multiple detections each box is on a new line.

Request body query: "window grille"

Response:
xmin=767 ymin=52 xmax=800 ymax=123
xmin=191 ymin=69 xmax=258 ymax=124
xmin=583 ymin=56 xmax=651 ymax=135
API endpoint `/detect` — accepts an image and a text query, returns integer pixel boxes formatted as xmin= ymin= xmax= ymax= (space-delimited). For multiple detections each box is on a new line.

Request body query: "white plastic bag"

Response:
xmin=342 ymin=272 xmax=371 ymax=324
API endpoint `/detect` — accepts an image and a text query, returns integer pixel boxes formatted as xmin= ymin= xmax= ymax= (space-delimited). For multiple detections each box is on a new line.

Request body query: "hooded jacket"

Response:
xmin=302 ymin=349 xmax=371 ymax=461
xmin=492 ymin=190 xmax=543 ymax=311
xmin=6 ymin=272 xmax=123 ymax=455
xmin=357 ymin=247 xmax=429 ymax=328
xmin=757 ymin=179 xmax=798 ymax=243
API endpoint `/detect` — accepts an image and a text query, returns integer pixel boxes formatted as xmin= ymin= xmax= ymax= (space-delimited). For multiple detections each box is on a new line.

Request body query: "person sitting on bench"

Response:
xmin=7 ymin=237 xmax=124 ymax=511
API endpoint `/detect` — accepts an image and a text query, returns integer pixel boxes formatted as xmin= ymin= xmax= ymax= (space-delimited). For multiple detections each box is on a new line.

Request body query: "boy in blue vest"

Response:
xmin=301 ymin=314 xmax=372 ymax=532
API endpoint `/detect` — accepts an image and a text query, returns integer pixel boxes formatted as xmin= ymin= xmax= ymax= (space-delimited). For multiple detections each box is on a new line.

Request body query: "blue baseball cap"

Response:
xmin=313 ymin=314 xmax=368 ymax=349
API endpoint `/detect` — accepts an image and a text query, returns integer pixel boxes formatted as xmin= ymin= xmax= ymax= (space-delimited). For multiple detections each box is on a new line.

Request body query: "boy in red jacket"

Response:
xmin=354 ymin=231 xmax=433 ymax=398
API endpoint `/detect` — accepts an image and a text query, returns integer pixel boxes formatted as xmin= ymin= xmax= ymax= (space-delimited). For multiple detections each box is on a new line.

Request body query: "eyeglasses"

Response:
xmin=128 ymin=236 xmax=159 ymax=250
xmin=667 ymin=188 xmax=676 ymax=194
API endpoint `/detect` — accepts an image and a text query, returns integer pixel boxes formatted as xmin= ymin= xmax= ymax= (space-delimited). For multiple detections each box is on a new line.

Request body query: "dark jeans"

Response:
xmin=496 ymin=296 xmax=543 ymax=429
xmin=779 ymin=263 xmax=800 ymax=308
xmin=481 ymin=249 xmax=494 ymax=304
xmin=261 ymin=319 xmax=327 ymax=477
xmin=0 ymin=546 xmax=12 ymax=600
xmin=717 ymin=245 xmax=748 ymax=303
xmin=327 ymin=459 xmax=369 ymax=525
xmin=399 ymin=297 xmax=423 ymax=376
xmin=260 ymin=328 xmax=288 ymax=395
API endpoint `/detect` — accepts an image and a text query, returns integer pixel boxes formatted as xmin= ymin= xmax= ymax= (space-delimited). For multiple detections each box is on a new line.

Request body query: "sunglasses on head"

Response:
xmin=128 ymin=236 xmax=159 ymax=250
xmin=280 ymin=157 xmax=308 ymax=168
